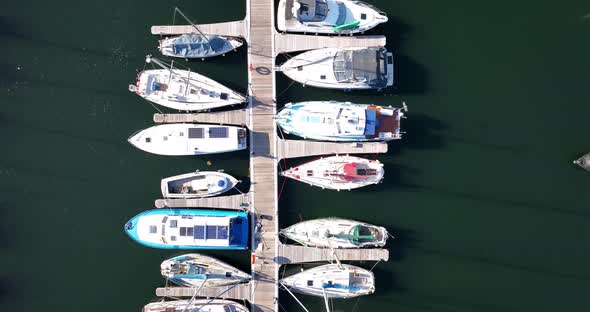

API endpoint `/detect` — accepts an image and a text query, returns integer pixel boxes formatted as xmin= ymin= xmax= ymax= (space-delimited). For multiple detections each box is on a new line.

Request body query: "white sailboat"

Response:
xmin=128 ymin=55 xmax=246 ymax=111
xmin=280 ymin=263 xmax=375 ymax=298
xmin=277 ymin=0 xmax=388 ymax=34
xmin=278 ymin=47 xmax=394 ymax=90
xmin=281 ymin=156 xmax=384 ymax=190
xmin=161 ymin=170 xmax=239 ymax=198
xmin=143 ymin=299 xmax=249 ymax=312
xmin=281 ymin=217 xmax=389 ymax=248
xmin=128 ymin=123 xmax=247 ymax=156
xmin=161 ymin=253 xmax=250 ymax=287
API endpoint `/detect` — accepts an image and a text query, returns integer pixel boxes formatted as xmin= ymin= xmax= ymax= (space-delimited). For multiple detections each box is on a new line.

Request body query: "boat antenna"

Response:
xmin=278 ymin=281 xmax=310 ymax=312
xmin=173 ymin=7 xmax=211 ymax=45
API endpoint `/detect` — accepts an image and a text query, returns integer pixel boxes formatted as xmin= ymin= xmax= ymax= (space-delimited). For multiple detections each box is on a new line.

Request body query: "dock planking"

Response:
xmin=274 ymin=33 xmax=386 ymax=54
xmin=277 ymin=139 xmax=388 ymax=159
xmin=151 ymin=20 xmax=247 ymax=39
xmin=154 ymin=194 xmax=251 ymax=210
xmin=277 ymin=244 xmax=389 ymax=264
xmin=156 ymin=284 xmax=251 ymax=300
xmin=153 ymin=109 xmax=249 ymax=126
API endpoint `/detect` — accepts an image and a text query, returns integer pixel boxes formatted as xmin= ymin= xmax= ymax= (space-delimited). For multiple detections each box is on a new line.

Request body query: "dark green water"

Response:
xmin=2 ymin=0 xmax=590 ymax=311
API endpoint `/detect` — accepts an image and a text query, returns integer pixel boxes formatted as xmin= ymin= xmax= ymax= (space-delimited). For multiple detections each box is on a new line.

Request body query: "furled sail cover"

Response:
xmin=172 ymin=34 xmax=232 ymax=58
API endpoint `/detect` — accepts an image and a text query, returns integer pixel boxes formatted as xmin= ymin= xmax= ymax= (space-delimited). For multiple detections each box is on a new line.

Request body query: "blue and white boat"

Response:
xmin=159 ymin=34 xmax=243 ymax=59
xmin=275 ymin=101 xmax=404 ymax=141
xmin=124 ymin=209 xmax=249 ymax=250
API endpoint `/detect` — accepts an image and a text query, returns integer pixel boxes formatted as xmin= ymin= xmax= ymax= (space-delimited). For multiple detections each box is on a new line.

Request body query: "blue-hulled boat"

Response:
xmin=124 ymin=209 xmax=249 ymax=250
xmin=275 ymin=101 xmax=404 ymax=141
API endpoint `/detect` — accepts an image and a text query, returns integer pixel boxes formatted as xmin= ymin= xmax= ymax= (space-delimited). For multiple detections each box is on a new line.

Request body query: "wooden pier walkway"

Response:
xmin=153 ymin=110 xmax=248 ymax=126
xmin=156 ymin=284 xmax=251 ymax=300
xmin=154 ymin=194 xmax=251 ymax=210
xmin=277 ymin=244 xmax=389 ymax=264
xmin=574 ymin=152 xmax=590 ymax=172
xmin=151 ymin=20 xmax=247 ymax=38
xmin=278 ymin=139 xmax=388 ymax=159
xmin=274 ymin=33 xmax=386 ymax=54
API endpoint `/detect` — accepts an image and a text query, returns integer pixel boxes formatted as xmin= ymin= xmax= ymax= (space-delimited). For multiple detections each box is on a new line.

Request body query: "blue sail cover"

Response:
xmin=364 ymin=109 xmax=376 ymax=136
xmin=172 ymin=34 xmax=232 ymax=58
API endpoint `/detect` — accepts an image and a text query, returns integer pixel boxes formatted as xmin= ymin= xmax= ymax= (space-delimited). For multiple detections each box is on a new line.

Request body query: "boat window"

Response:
xmin=162 ymin=216 xmax=168 ymax=223
xmin=188 ymin=128 xmax=205 ymax=139
xmin=207 ymin=225 xmax=229 ymax=240
xmin=149 ymin=225 xmax=157 ymax=234
xmin=220 ymin=93 xmax=229 ymax=100
xmin=161 ymin=226 xmax=165 ymax=236
xmin=194 ymin=225 xmax=205 ymax=239
xmin=306 ymin=170 xmax=313 ymax=176
xmin=163 ymin=136 xmax=168 ymax=141
xmin=320 ymin=75 xmax=326 ymax=80
xmin=179 ymin=132 xmax=184 ymax=136
xmin=307 ymin=280 xmax=314 ymax=286
xmin=180 ymin=227 xmax=194 ymax=237
xmin=181 ymin=215 xmax=193 ymax=219
xmin=169 ymin=220 xmax=178 ymax=228
xmin=145 ymin=137 xmax=151 ymax=143
xmin=361 ymin=13 xmax=367 ymax=20
xmin=170 ymin=236 xmax=176 ymax=241
xmin=209 ymin=127 xmax=229 ymax=138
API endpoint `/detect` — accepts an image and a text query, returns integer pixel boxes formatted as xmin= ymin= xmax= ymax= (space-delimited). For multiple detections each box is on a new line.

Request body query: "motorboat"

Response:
xmin=280 ymin=263 xmax=375 ymax=298
xmin=128 ymin=55 xmax=246 ymax=111
xmin=278 ymin=47 xmax=393 ymax=90
xmin=277 ymin=0 xmax=387 ymax=34
xmin=275 ymin=101 xmax=403 ymax=141
xmin=159 ymin=34 xmax=242 ymax=59
xmin=128 ymin=123 xmax=247 ymax=156
xmin=281 ymin=217 xmax=388 ymax=248
xmin=161 ymin=253 xmax=250 ymax=287
xmin=161 ymin=171 xmax=239 ymax=198
xmin=143 ymin=299 xmax=248 ymax=312
xmin=281 ymin=156 xmax=384 ymax=190
xmin=124 ymin=209 xmax=249 ymax=250
xmin=574 ymin=152 xmax=590 ymax=172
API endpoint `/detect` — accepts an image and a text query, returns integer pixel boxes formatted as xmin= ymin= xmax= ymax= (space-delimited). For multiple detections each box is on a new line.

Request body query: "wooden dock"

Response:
xmin=153 ymin=110 xmax=249 ymax=126
xmin=277 ymin=139 xmax=388 ymax=159
xmin=574 ymin=152 xmax=590 ymax=172
xmin=156 ymin=284 xmax=251 ymax=300
xmin=154 ymin=194 xmax=251 ymax=210
xmin=274 ymin=33 xmax=386 ymax=54
xmin=151 ymin=20 xmax=247 ymax=38
xmin=277 ymin=244 xmax=389 ymax=264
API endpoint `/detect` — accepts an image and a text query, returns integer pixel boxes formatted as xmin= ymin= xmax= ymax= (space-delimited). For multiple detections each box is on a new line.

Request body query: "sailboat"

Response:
xmin=128 ymin=123 xmax=247 ymax=156
xmin=574 ymin=152 xmax=590 ymax=172
xmin=278 ymin=47 xmax=394 ymax=90
xmin=277 ymin=0 xmax=388 ymax=34
xmin=143 ymin=299 xmax=249 ymax=312
xmin=128 ymin=55 xmax=246 ymax=111
xmin=124 ymin=209 xmax=249 ymax=250
xmin=161 ymin=170 xmax=239 ymax=198
xmin=161 ymin=253 xmax=250 ymax=287
xmin=280 ymin=263 xmax=375 ymax=298
xmin=275 ymin=101 xmax=404 ymax=141
xmin=281 ymin=218 xmax=389 ymax=248
xmin=281 ymin=156 xmax=384 ymax=190
xmin=157 ymin=8 xmax=243 ymax=59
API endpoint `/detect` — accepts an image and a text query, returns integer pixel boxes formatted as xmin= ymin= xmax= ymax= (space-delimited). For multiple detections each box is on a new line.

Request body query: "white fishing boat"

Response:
xmin=277 ymin=0 xmax=387 ymax=34
xmin=128 ymin=55 xmax=246 ymax=111
xmin=281 ymin=156 xmax=384 ymax=190
xmin=143 ymin=299 xmax=248 ymax=312
xmin=278 ymin=47 xmax=394 ymax=90
xmin=275 ymin=101 xmax=404 ymax=141
xmin=281 ymin=217 xmax=388 ymax=248
xmin=128 ymin=123 xmax=247 ymax=156
xmin=280 ymin=263 xmax=375 ymax=298
xmin=161 ymin=171 xmax=239 ymax=198
xmin=161 ymin=253 xmax=250 ymax=287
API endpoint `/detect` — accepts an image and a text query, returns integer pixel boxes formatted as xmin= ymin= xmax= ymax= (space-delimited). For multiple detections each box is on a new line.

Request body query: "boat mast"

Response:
xmin=173 ymin=7 xmax=212 ymax=45
xmin=279 ymin=281 xmax=310 ymax=312
xmin=322 ymin=288 xmax=331 ymax=312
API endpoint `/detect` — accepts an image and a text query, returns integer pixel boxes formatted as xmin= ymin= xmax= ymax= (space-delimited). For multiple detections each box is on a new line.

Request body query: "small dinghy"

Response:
xmin=276 ymin=101 xmax=404 ymax=141
xmin=280 ymin=263 xmax=375 ymax=298
xmin=161 ymin=253 xmax=250 ymax=287
xmin=124 ymin=209 xmax=249 ymax=250
xmin=128 ymin=123 xmax=247 ymax=156
xmin=574 ymin=152 xmax=590 ymax=173
xmin=128 ymin=55 xmax=246 ymax=111
xmin=281 ymin=156 xmax=384 ymax=190
xmin=277 ymin=0 xmax=387 ymax=34
xmin=278 ymin=47 xmax=394 ymax=90
xmin=161 ymin=171 xmax=239 ymax=198
xmin=159 ymin=34 xmax=242 ymax=59
xmin=281 ymin=217 xmax=388 ymax=248
xmin=143 ymin=299 xmax=248 ymax=312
